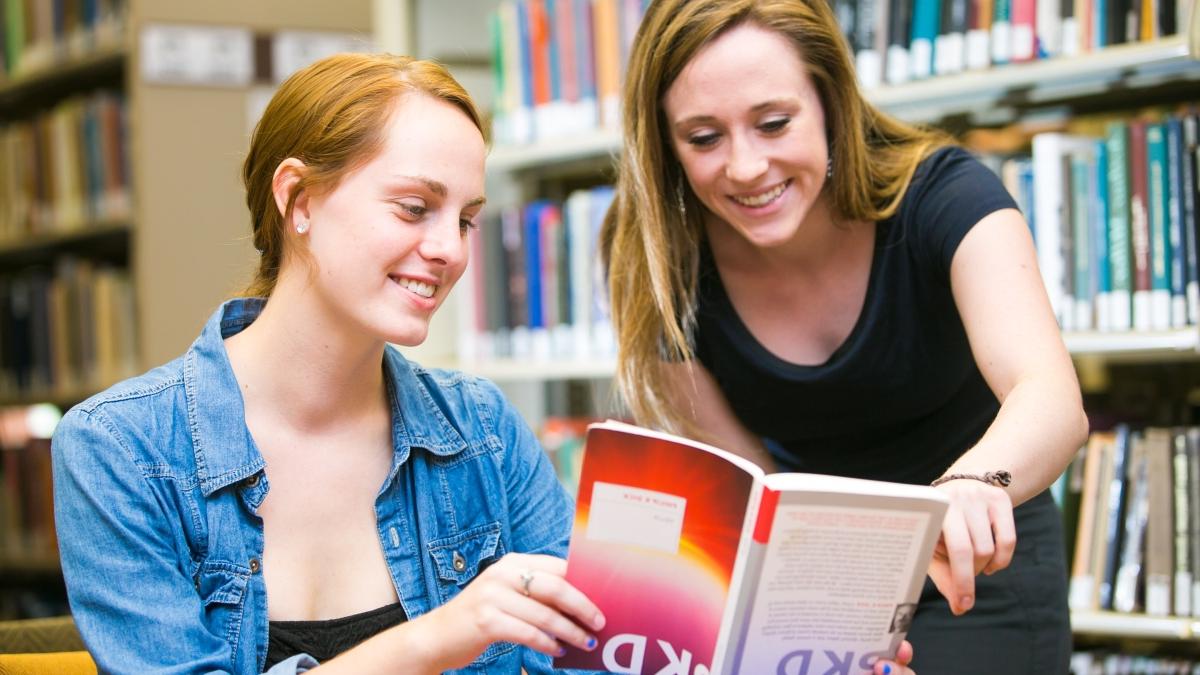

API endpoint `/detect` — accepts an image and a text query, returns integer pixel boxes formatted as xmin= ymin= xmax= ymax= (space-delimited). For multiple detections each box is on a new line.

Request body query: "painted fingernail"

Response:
xmin=586 ymin=637 xmax=597 ymax=650
xmin=883 ymin=665 xmax=892 ymax=675
xmin=556 ymin=646 xmax=567 ymax=657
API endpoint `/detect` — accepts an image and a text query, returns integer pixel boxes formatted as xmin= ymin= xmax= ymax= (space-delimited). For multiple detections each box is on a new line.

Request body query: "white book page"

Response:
xmin=730 ymin=488 xmax=944 ymax=674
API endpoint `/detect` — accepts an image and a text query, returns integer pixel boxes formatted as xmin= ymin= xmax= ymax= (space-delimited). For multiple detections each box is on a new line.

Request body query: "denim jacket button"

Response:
xmin=243 ymin=474 xmax=260 ymax=488
xmin=249 ymin=558 xmax=261 ymax=574
xmin=452 ymin=551 xmax=466 ymax=572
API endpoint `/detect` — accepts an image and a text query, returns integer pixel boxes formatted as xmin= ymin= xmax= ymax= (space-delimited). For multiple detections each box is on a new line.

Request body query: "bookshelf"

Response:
xmin=0 ymin=0 xmax=375 ymax=617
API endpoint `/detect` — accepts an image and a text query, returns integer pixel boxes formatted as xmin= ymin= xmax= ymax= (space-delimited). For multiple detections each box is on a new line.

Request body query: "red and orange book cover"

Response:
xmin=554 ymin=423 xmax=760 ymax=673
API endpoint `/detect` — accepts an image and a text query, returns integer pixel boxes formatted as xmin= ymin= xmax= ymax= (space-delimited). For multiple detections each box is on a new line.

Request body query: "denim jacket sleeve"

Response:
xmin=52 ymin=407 xmax=308 ymax=675
xmin=473 ymin=380 xmax=602 ymax=675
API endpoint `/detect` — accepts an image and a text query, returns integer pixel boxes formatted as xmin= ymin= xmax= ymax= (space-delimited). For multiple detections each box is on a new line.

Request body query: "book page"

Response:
xmin=727 ymin=490 xmax=944 ymax=674
xmin=555 ymin=423 xmax=761 ymax=674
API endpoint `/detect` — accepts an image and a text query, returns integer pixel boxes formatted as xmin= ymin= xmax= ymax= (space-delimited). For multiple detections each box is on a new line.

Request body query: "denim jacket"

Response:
xmin=52 ymin=298 xmax=580 ymax=674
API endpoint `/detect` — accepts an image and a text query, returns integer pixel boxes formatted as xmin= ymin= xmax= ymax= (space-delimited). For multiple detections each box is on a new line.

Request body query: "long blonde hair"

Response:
xmin=242 ymin=53 xmax=483 ymax=297
xmin=601 ymin=0 xmax=951 ymax=436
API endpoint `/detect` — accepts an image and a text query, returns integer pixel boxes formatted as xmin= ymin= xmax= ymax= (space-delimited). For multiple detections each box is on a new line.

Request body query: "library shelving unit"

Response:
xmin=438 ymin=0 xmax=1200 ymax=661
xmin=0 ymin=0 xmax=374 ymax=617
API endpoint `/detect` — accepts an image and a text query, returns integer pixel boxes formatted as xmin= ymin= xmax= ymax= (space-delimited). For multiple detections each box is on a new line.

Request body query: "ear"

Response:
xmin=271 ymin=158 xmax=309 ymax=229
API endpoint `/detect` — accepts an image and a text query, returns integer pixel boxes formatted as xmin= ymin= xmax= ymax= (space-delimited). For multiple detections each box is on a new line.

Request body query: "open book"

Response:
xmin=553 ymin=420 xmax=949 ymax=675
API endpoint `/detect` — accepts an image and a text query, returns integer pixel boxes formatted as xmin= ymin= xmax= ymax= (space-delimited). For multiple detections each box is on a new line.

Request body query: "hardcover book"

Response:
xmin=554 ymin=420 xmax=949 ymax=675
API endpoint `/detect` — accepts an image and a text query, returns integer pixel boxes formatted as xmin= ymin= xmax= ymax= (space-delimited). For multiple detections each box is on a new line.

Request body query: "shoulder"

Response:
xmin=54 ymin=358 xmax=188 ymax=467
xmin=906 ymin=145 xmax=997 ymax=200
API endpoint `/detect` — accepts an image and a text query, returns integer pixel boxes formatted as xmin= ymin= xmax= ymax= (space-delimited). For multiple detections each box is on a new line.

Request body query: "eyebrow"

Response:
xmin=394 ymin=174 xmax=487 ymax=208
xmin=673 ymin=98 xmax=799 ymax=129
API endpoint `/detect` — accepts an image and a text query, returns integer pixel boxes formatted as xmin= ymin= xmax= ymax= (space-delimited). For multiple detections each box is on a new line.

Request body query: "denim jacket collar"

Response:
xmin=184 ymin=298 xmax=469 ymax=497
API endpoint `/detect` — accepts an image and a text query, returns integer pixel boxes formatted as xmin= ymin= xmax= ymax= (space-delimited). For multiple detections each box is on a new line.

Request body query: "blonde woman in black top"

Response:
xmin=601 ymin=1 xmax=1088 ymax=673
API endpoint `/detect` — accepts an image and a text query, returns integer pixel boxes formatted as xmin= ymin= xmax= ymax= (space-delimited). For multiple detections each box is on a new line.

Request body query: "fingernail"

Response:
xmin=586 ymin=637 xmax=597 ymax=650
xmin=960 ymin=595 xmax=974 ymax=611
xmin=593 ymin=613 xmax=606 ymax=631
xmin=556 ymin=646 xmax=567 ymax=657
xmin=883 ymin=665 xmax=892 ymax=675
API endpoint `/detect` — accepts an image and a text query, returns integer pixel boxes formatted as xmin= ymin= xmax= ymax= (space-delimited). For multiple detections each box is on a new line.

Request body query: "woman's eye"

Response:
xmin=399 ymin=204 xmax=426 ymax=218
xmin=760 ymin=117 xmax=790 ymax=133
xmin=460 ymin=219 xmax=477 ymax=233
xmin=687 ymin=133 xmax=719 ymax=148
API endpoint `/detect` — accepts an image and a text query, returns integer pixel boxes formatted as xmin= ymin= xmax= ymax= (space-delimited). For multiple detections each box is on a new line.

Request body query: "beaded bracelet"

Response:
xmin=930 ymin=470 xmax=1012 ymax=488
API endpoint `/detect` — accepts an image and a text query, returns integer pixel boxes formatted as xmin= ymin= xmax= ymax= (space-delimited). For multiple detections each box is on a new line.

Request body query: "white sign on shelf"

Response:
xmin=271 ymin=30 xmax=373 ymax=84
xmin=140 ymin=24 xmax=254 ymax=87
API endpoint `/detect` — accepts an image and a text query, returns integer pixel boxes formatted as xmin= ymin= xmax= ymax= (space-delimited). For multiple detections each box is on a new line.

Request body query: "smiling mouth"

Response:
xmin=730 ymin=180 xmax=791 ymax=208
xmin=391 ymin=276 xmax=437 ymax=298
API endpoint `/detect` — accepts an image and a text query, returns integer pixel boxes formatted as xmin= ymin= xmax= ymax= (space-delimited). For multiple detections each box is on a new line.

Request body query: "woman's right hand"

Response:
xmin=423 ymin=552 xmax=605 ymax=670
xmin=874 ymin=640 xmax=916 ymax=675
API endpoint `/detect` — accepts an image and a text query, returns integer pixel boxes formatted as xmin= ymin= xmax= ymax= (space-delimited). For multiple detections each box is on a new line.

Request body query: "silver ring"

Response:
xmin=519 ymin=569 xmax=535 ymax=597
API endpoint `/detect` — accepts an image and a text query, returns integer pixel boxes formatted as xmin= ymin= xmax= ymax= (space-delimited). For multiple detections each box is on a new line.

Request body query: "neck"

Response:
xmin=225 ymin=277 xmax=388 ymax=434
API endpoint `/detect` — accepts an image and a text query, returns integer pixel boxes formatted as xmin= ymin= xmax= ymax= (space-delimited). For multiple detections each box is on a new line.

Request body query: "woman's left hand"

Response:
xmin=927 ymin=479 xmax=1016 ymax=615
xmin=873 ymin=640 xmax=915 ymax=675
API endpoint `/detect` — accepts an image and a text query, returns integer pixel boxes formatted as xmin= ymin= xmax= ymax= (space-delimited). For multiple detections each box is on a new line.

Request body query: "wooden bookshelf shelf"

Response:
xmin=869 ymin=35 xmax=1200 ymax=124
xmin=488 ymin=128 xmax=622 ymax=173
xmin=0 ymin=222 xmax=132 ymax=268
xmin=1072 ymin=611 xmax=1200 ymax=640
xmin=1063 ymin=329 xmax=1200 ymax=357
xmin=0 ymin=555 xmax=61 ymax=577
xmin=0 ymin=46 xmax=126 ymax=118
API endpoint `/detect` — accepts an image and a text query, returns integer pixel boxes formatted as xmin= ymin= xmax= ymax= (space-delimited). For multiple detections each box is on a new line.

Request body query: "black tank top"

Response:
xmin=693 ymin=146 xmax=1018 ymax=484
xmin=263 ymin=601 xmax=408 ymax=668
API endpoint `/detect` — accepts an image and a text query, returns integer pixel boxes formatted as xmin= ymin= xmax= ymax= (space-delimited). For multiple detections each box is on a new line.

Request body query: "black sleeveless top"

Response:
xmin=693 ymin=146 xmax=1018 ymax=485
xmin=263 ymin=601 xmax=408 ymax=668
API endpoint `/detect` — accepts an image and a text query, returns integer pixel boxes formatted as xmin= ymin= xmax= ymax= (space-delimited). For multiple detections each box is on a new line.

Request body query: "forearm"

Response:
xmin=944 ymin=375 xmax=1088 ymax=506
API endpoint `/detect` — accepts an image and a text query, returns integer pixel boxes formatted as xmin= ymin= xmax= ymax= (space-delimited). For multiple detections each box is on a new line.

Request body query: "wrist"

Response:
xmin=931 ymin=470 xmax=1012 ymax=489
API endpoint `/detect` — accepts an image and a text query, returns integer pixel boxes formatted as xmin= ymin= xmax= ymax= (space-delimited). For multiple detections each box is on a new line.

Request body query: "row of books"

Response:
xmin=487 ymin=0 xmax=1188 ymax=146
xmin=489 ymin=0 xmax=644 ymax=145
xmin=1 ymin=0 xmax=126 ymax=80
xmin=458 ymin=186 xmax=617 ymax=364
xmin=990 ymin=108 xmax=1200 ymax=333
xmin=0 ymin=89 xmax=131 ymax=243
xmin=0 ymin=405 xmax=58 ymax=561
xmin=0 ymin=258 xmax=137 ymax=401
xmin=838 ymin=0 xmax=1186 ymax=89
xmin=1060 ymin=425 xmax=1199 ymax=617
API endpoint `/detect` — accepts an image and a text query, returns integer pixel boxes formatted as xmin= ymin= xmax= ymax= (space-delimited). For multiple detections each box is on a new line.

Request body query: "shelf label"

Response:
xmin=140 ymin=24 xmax=254 ymax=87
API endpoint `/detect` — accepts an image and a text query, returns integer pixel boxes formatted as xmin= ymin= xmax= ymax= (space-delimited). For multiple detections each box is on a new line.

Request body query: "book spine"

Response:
xmin=910 ymin=0 xmax=940 ymax=78
xmin=1166 ymin=117 xmax=1187 ymax=328
xmin=1147 ymin=122 xmax=1172 ymax=330
xmin=1107 ymin=122 xmax=1134 ymax=331
xmin=1183 ymin=113 xmax=1200 ymax=326
xmin=1093 ymin=140 xmax=1113 ymax=331
xmin=1130 ymin=120 xmax=1153 ymax=331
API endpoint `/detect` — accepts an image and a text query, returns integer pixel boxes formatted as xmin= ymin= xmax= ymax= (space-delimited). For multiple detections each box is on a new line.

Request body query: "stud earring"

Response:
xmin=295 ymin=218 xmax=309 ymax=234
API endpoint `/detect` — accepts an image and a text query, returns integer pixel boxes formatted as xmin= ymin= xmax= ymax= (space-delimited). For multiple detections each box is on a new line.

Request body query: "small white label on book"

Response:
xmin=586 ymin=482 xmax=686 ymax=554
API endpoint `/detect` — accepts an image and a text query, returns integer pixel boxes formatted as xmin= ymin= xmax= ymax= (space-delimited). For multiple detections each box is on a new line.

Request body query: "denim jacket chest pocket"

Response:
xmin=195 ymin=560 xmax=251 ymax=660
xmin=427 ymin=521 xmax=514 ymax=666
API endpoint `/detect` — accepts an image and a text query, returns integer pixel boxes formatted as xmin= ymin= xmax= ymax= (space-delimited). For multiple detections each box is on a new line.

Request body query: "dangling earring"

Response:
xmin=826 ymin=157 xmax=833 ymax=178
xmin=295 ymin=217 xmax=309 ymax=234
xmin=675 ymin=178 xmax=687 ymax=220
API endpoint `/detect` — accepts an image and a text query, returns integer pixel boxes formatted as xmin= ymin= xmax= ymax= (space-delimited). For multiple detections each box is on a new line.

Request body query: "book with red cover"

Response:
xmin=554 ymin=421 xmax=949 ymax=675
